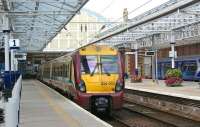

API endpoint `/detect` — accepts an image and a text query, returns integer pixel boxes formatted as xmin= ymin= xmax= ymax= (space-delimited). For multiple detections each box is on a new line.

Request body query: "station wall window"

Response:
xmin=80 ymin=24 xmax=83 ymax=32
xmin=85 ymin=25 xmax=87 ymax=32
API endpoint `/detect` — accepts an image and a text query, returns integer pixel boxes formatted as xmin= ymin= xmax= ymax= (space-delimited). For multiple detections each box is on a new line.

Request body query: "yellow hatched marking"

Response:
xmin=34 ymin=81 xmax=82 ymax=127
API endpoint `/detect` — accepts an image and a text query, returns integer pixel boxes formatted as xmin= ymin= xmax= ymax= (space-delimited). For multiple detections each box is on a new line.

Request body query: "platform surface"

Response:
xmin=19 ymin=80 xmax=112 ymax=127
xmin=125 ymin=79 xmax=200 ymax=101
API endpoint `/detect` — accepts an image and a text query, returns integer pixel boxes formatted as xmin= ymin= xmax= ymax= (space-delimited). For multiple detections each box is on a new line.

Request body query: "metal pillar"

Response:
xmin=135 ymin=50 xmax=138 ymax=69
xmin=170 ymin=31 xmax=176 ymax=69
xmin=155 ymin=49 xmax=158 ymax=84
xmin=134 ymin=43 xmax=138 ymax=75
xmin=171 ymin=43 xmax=175 ymax=69
xmin=15 ymin=59 xmax=18 ymax=71
xmin=10 ymin=49 xmax=14 ymax=71
xmin=3 ymin=31 xmax=10 ymax=71
xmin=152 ymin=55 xmax=155 ymax=81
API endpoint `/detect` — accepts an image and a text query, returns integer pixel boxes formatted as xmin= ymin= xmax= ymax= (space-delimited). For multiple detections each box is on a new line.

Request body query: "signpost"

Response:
xmin=15 ymin=53 xmax=27 ymax=61
xmin=9 ymin=39 xmax=20 ymax=49
xmin=145 ymin=51 xmax=155 ymax=56
xmin=9 ymin=39 xmax=20 ymax=71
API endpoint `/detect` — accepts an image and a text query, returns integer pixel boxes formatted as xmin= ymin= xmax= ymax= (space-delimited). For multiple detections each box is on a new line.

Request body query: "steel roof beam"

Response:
xmin=9 ymin=0 xmax=75 ymax=3
xmin=1 ymin=0 xmax=10 ymax=11
xmin=91 ymin=0 xmax=200 ymax=45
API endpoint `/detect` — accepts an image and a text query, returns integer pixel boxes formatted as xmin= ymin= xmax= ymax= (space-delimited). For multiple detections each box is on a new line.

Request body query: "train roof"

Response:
xmin=79 ymin=45 xmax=117 ymax=55
xmin=158 ymin=55 xmax=200 ymax=62
xmin=43 ymin=44 xmax=117 ymax=64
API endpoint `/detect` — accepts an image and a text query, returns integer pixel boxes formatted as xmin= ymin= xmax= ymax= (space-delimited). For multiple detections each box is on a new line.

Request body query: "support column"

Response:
xmin=3 ymin=30 xmax=10 ymax=71
xmin=15 ymin=59 xmax=18 ymax=71
xmin=10 ymin=49 xmax=14 ymax=71
xmin=155 ymin=49 xmax=158 ymax=84
xmin=134 ymin=43 xmax=138 ymax=76
xmin=171 ymin=43 xmax=175 ymax=69
xmin=170 ymin=31 xmax=176 ymax=69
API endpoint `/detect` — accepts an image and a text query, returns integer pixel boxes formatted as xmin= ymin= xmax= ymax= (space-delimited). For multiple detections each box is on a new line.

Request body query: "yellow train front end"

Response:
xmin=75 ymin=45 xmax=124 ymax=112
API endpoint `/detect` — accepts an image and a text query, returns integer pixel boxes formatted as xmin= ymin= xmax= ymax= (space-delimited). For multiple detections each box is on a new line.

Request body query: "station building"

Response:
xmin=44 ymin=9 xmax=107 ymax=51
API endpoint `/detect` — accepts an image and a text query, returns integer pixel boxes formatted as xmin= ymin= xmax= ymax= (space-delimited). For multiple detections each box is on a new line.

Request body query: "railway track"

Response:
xmin=120 ymin=89 xmax=200 ymax=127
xmin=105 ymin=107 xmax=175 ymax=127
xmin=106 ymin=101 xmax=200 ymax=127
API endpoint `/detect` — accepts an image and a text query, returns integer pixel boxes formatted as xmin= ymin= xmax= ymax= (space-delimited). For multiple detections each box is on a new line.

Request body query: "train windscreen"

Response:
xmin=81 ymin=56 xmax=99 ymax=74
xmin=81 ymin=55 xmax=119 ymax=75
xmin=100 ymin=56 xmax=118 ymax=74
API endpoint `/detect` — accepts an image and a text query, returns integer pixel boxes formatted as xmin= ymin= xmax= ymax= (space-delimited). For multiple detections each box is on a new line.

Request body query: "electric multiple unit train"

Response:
xmin=38 ymin=45 xmax=125 ymax=112
xmin=157 ymin=56 xmax=200 ymax=81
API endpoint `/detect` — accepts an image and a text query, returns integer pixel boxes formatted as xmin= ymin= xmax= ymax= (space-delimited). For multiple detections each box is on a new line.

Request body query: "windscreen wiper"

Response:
xmin=90 ymin=63 xmax=99 ymax=76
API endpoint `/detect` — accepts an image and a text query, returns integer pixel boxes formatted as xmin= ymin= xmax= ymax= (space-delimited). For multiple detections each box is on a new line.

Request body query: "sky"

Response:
xmin=83 ymin=0 xmax=170 ymax=21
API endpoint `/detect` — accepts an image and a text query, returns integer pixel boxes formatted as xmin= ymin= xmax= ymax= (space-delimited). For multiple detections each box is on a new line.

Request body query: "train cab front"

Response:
xmin=74 ymin=79 xmax=124 ymax=112
xmin=74 ymin=45 xmax=124 ymax=112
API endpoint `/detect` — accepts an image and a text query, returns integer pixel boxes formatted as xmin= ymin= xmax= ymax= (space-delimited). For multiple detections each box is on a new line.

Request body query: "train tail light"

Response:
xmin=78 ymin=80 xmax=86 ymax=92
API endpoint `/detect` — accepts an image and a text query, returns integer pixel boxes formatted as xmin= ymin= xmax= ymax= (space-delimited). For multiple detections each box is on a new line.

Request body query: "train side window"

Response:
xmin=188 ymin=65 xmax=197 ymax=72
xmin=182 ymin=65 xmax=187 ymax=71
xmin=70 ymin=61 xmax=75 ymax=85
xmin=60 ymin=66 xmax=62 ymax=77
xmin=68 ymin=64 xmax=71 ymax=79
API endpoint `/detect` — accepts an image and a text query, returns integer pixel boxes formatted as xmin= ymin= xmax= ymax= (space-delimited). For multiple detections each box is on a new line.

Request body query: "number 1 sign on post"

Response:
xmin=9 ymin=39 xmax=20 ymax=49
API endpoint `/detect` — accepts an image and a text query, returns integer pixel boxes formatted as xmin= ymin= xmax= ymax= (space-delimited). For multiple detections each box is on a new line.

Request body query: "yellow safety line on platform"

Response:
xmin=33 ymin=81 xmax=82 ymax=127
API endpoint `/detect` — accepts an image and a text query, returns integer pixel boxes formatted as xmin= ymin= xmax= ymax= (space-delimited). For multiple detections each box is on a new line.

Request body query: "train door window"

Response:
xmin=60 ymin=65 xmax=62 ymax=77
xmin=70 ymin=61 xmax=75 ymax=86
xmin=52 ymin=66 xmax=54 ymax=79
xmin=64 ymin=64 xmax=66 ymax=77
xmin=67 ymin=64 xmax=70 ymax=78
xmin=100 ymin=55 xmax=119 ymax=74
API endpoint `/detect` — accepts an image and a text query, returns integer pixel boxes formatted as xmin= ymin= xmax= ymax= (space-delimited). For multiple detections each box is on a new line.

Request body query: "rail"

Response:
xmin=5 ymin=75 xmax=22 ymax=127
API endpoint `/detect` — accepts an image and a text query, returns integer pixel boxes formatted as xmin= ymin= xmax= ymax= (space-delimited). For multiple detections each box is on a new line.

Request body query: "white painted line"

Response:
xmin=37 ymin=80 xmax=113 ymax=127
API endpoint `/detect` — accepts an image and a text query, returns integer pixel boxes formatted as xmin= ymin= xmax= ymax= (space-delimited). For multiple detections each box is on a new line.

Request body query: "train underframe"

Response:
xmin=75 ymin=91 xmax=124 ymax=113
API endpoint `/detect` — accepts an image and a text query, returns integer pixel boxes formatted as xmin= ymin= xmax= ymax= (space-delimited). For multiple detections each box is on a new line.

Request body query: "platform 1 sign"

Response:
xmin=9 ymin=39 xmax=20 ymax=49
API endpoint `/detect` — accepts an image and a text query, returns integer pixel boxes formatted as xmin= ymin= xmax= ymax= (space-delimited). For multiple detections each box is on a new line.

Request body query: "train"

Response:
xmin=157 ymin=56 xmax=200 ymax=81
xmin=18 ymin=61 xmax=38 ymax=79
xmin=38 ymin=45 xmax=125 ymax=113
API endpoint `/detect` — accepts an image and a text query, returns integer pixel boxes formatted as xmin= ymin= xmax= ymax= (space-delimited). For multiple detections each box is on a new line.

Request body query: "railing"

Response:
xmin=5 ymin=75 xmax=22 ymax=127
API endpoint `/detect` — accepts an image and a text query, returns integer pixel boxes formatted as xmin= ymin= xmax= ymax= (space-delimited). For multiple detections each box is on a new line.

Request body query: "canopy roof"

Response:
xmin=0 ymin=0 xmax=88 ymax=52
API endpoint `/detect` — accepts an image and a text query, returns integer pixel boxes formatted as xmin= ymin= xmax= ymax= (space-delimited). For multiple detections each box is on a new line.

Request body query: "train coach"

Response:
xmin=38 ymin=45 xmax=125 ymax=113
xmin=157 ymin=56 xmax=200 ymax=81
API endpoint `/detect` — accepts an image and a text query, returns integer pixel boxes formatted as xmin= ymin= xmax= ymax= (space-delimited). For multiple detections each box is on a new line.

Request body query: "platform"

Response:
xmin=125 ymin=79 xmax=200 ymax=101
xmin=19 ymin=80 xmax=112 ymax=127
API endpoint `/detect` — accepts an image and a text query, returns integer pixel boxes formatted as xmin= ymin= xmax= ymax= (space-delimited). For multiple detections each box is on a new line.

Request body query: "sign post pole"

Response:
xmin=170 ymin=31 xmax=176 ymax=69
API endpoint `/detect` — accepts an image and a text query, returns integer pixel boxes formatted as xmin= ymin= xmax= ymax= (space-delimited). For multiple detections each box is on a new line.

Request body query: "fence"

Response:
xmin=5 ymin=75 xmax=22 ymax=127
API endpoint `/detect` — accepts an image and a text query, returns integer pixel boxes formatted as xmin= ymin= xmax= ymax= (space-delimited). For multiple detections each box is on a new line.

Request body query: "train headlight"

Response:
xmin=78 ymin=80 xmax=86 ymax=92
xmin=115 ymin=81 xmax=123 ymax=92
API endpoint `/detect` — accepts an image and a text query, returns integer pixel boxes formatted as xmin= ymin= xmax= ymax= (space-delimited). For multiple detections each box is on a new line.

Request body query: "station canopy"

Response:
xmin=0 ymin=0 xmax=88 ymax=52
